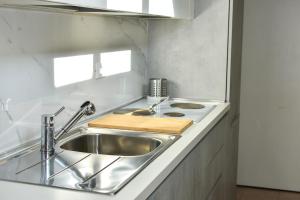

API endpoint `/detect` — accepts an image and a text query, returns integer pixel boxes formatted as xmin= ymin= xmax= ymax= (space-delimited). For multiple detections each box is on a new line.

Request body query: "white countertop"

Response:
xmin=0 ymin=101 xmax=230 ymax=200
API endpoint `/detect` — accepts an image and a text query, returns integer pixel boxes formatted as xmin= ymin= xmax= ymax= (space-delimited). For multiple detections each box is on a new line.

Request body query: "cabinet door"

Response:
xmin=207 ymin=176 xmax=224 ymax=200
xmin=146 ymin=0 xmax=193 ymax=18
xmin=238 ymin=0 xmax=300 ymax=191
xmin=147 ymin=115 xmax=228 ymax=200
xmin=0 ymin=0 xmax=193 ymax=19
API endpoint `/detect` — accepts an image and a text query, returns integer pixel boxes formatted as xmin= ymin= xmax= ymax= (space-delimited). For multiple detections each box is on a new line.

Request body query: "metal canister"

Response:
xmin=149 ymin=78 xmax=168 ymax=97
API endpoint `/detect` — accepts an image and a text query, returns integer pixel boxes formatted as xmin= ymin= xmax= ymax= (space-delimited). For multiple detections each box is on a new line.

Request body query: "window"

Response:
xmin=107 ymin=0 xmax=142 ymax=12
xmin=54 ymin=54 xmax=93 ymax=87
xmin=99 ymin=50 xmax=131 ymax=77
xmin=149 ymin=0 xmax=174 ymax=17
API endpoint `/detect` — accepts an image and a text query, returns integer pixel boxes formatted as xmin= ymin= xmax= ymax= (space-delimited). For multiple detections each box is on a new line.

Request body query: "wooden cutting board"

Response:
xmin=88 ymin=114 xmax=193 ymax=134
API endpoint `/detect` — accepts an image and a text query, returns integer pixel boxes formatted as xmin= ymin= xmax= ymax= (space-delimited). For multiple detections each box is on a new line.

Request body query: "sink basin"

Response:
xmin=60 ymin=134 xmax=161 ymax=156
xmin=0 ymin=127 xmax=179 ymax=195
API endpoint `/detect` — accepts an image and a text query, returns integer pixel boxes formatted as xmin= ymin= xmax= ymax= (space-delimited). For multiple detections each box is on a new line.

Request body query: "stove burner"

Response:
xmin=132 ymin=109 xmax=155 ymax=116
xmin=113 ymin=108 xmax=139 ymax=114
xmin=170 ymin=103 xmax=205 ymax=109
xmin=164 ymin=112 xmax=185 ymax=117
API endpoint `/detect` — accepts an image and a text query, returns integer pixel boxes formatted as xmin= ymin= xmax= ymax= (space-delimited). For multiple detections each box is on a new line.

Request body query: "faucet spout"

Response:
xmin=54 ymin=101 xmax=96 ymax=142
xmin=41 ymin=101 xmax=96 ymax=156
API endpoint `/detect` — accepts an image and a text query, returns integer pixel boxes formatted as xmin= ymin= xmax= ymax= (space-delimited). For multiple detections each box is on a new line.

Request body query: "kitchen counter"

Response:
xmin=0 ymin=100 xmax=230 ymax=200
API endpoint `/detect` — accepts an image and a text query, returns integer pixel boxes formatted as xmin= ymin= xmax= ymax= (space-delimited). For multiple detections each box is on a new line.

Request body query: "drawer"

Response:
xmin=198 ymin=116 xmax=226 ymax=168
xmin=202 ymin=147 xmax=224 ymax=199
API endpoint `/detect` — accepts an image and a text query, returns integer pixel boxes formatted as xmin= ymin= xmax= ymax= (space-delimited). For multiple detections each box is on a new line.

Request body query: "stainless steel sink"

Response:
xmin=0 ymin=127 xmax=179 ymax=195
xmin=60 ymin=134 xmax=161 ymax=156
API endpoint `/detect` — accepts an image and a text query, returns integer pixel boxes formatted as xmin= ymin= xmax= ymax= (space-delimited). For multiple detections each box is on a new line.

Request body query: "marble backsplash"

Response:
xmin=0 ymin=8 xmax=148 ymax=153
xmin=148 ymin=0 xmax=229 ymax=100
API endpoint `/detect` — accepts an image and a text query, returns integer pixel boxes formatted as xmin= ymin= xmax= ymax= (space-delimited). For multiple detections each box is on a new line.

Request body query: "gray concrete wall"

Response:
xmin=147 ymin=0 xmax=230 ymax=100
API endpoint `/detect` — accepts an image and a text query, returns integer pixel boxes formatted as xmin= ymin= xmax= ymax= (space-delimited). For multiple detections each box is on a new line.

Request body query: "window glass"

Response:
xmin=107 ymin=0 xmax=142 ymax=12
xmin=54 ymin=54 xmax=93 ymax=87
xmin=100 ymin=50 xmax=131 ymax=77
xmin=149 ymin=0 xmax=174 ymax=17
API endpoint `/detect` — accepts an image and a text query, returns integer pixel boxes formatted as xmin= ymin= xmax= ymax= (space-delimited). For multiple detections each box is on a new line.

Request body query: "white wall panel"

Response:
xmin=238 ymin=0 xmax=300 ymax=191
xmin=0 ymin=8 xmax=148 ymax=153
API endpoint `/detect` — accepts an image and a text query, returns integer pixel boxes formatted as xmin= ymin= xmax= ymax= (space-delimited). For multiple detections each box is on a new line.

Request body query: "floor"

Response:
xmin=237 ymin=186 xmax=300 ymax=200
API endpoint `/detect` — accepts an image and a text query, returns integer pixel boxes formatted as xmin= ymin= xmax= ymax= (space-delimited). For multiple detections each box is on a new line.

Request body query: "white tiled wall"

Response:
xmin=0 ymin=8 xmax=148 ymax=153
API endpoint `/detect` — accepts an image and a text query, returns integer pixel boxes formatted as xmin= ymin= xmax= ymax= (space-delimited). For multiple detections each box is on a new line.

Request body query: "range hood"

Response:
xmin=0 ymin=0 xmax=190 ymax=18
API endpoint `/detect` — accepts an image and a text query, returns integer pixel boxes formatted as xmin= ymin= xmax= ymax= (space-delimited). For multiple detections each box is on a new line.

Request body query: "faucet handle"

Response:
xmin=54 ymin=106 xmax=65 ymax=117
xmin=42 ymin=106 xmax=65 ymax=126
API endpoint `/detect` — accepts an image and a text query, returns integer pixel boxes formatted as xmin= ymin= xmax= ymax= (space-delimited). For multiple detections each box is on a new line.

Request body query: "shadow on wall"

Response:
xmin=167 ymin=80 xmax=179 ymax=98
xmin=194 ymin=0 xmax=215 ymax=18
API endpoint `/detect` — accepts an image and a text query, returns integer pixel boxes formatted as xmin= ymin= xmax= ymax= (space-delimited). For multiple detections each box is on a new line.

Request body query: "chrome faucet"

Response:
xmin=41 ymin=101 xmax=96 ymax=155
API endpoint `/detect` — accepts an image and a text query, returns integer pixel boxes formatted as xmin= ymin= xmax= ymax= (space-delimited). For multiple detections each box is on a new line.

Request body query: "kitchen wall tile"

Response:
xmin=148 ymin=0 xmax=229 ymax=100
xmin=0 ymin=8 xmax=148 ymax=153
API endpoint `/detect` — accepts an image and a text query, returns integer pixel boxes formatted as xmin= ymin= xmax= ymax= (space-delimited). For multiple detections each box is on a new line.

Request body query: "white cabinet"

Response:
xmin=145 ymin=0 xmax=194 ymax=18
xmin=0 ymin=0 xmax=194 ymax=19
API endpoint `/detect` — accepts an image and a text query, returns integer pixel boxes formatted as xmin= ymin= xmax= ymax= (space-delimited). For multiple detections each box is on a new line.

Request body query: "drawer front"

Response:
xmin=198 ymin=116 xmax=226 ymax=168
xmin=200 ymin=146 xmax=224 ymax=199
